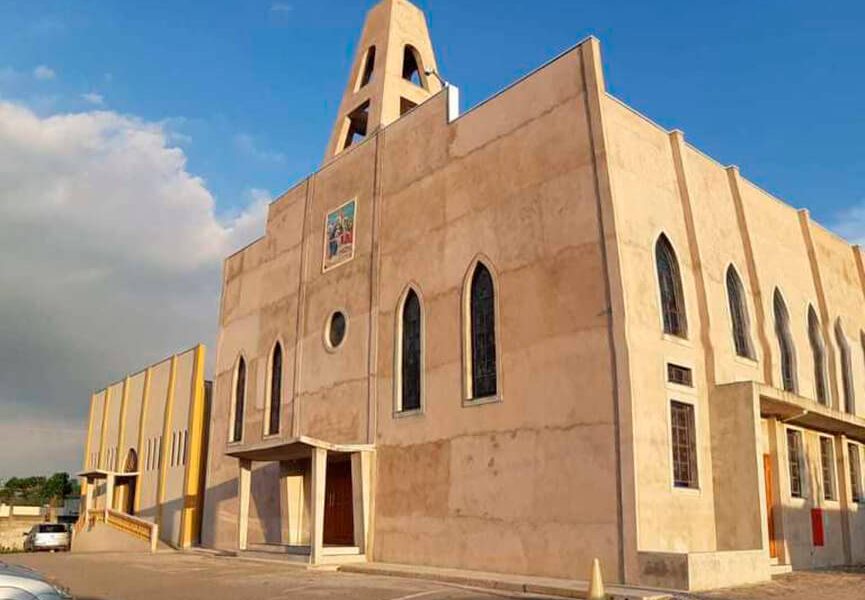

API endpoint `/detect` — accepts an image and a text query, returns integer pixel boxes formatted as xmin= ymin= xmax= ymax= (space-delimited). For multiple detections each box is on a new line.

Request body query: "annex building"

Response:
xmin=78 ymin=345 xmax=210 ymax=550
xmin=74 ymin=0 xmax=865 ymax=591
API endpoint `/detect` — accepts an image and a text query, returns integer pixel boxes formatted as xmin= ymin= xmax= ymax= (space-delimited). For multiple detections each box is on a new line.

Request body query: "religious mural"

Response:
xmin=323 ymin=198 xmax=357 ymax=271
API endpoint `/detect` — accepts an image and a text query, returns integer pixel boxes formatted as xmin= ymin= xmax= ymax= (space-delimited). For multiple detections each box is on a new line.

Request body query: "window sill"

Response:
xmin=262 ymin=433 xmax=281 ymax=441
xmin=733 ymin=355 xmax=759 ymax=367
xmin=393 ymin=408 xmax=423 ymax=419
xmin=662 ymin=334 xmax=693 ymax=349
xmin=671 ymin=484 xmax=701 ymax=496
xmin=462 ymin=395 xmax=501 ymax=408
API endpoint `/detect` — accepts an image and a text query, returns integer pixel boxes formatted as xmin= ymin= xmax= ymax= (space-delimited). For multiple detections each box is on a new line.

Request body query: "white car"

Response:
xmin=22 ymin=525 xmax=70 ymax=553
xmin=0 ymin=561 xmax=73 ymax=599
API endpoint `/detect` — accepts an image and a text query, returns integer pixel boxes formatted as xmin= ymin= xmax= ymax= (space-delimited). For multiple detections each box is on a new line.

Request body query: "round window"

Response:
xmin=327 ymin=311 xmax=347 ymax=349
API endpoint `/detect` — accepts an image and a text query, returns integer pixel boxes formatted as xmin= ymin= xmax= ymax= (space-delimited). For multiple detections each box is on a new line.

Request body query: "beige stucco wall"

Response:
xmin=603 ymin=98 xmax=718 ymax=554
xmin=200 ymin=6 xmax=865 ymax=588
xmin=204 ymin=42 xmax=623 ymax=578
xmin=372 ymin=47 xmax=620 ymax=578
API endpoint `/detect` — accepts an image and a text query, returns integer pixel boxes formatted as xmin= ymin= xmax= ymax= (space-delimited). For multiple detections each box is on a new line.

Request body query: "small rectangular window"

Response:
xmin=670 ymin=401 xmax=698 ymax=488
xmin=850 ymin=444 xmax=862 ymax=503
xmin=787 ymin=430 xmax=805 ymax=498
xmin=667 ymin=363 xmax=693 ymax=387
xmin=820 ymin=437 xmax=836 ymax=501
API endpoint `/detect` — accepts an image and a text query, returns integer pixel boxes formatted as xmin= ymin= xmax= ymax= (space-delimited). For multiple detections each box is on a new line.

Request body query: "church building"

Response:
xmin=200 ymin=0 xmax=865 ymax=590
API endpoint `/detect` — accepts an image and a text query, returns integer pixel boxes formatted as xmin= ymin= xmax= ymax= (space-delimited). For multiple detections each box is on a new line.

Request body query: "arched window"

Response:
xmin=402 ymin=45 xmax=426 ymax=88
xmin=231 ymin=357 xmax=246 ymax=443
xmin=726 ymin=266 xmax=753 ymax=358
xmin=398 ymin=289 xmax=422 ymax=412
xmin=836 ymin=320 xmax=855 ymax=414
xmin=267 ymin=343 xmax=283 ymax=436
xmin=808 ymin=306 xmax=828 ymax=406
xmin=656 ymin=235 xmax=687 ymax=337
xmin=468 ymin=263 xmax=498 ymax=399
xmin=773 ymin=290 xmax=797 ymax=393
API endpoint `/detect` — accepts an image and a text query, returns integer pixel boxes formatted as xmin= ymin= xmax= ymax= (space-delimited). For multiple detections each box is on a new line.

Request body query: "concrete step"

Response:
xmin=770 ymin=563 xmax=793 ymax=577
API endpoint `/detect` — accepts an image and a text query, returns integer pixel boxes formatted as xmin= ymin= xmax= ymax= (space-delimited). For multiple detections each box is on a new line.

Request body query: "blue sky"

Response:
xmin=1 ymin=0 xmax=863 ymax=226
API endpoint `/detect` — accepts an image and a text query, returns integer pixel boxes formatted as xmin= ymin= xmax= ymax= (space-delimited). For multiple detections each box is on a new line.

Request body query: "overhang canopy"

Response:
xmin=225 ymin=435 xmax=375 ymax=462
xmin=758 ymin=383 xmax=865 ymax=443
xmin=77 ymin=469 xmax=140 ymax=481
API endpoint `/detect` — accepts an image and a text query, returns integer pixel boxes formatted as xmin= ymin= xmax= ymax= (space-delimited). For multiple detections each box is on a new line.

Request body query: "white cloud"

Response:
xmin=833 ymin=202 xmax=865 ymax=246
xmin=234 ymin=132 xmax=286 ymax=163
xmin=0 ymin=101 xmax=267 ymax=478
xmin=81 ymin=92 xmax=104 ymax=105
xmin=33 ymin=65 xmax=56 ymax=80
xmin=270 ymin=2 xmax=293 ymax=14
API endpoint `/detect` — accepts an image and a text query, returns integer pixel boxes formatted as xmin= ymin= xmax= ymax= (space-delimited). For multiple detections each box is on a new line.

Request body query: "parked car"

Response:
xmin=22 ymin=524 xmax=70 ymax=553
xmin=0 ymin=561 xmax=73 ymax=599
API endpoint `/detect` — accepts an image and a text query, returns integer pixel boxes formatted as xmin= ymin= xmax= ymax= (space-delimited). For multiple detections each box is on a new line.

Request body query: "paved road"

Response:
xmin=3 ymin=552 xmax=557 ymax=600
xmin=6 ymin=552 xmax=865 ymax=600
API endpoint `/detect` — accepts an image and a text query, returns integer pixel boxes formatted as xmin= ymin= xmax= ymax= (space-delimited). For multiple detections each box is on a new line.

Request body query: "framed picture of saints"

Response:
xmin=323 ymin=198 xmax=357 ymax=272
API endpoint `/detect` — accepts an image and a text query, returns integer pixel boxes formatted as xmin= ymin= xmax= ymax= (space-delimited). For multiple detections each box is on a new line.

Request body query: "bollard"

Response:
xmin=587 ymin=557 xmax=606 ymax=600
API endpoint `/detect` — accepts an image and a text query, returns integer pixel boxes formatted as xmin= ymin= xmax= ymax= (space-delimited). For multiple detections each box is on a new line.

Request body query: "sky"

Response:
xmin=0 ymin=0 xmax=863 ymax=480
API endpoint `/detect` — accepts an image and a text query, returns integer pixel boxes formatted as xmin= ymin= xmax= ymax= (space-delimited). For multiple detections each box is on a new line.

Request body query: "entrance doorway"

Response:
xmin=323 ymin=460 xmax=354 ymax=546
xmin=763 ymin=454 xmax=778 ymax=558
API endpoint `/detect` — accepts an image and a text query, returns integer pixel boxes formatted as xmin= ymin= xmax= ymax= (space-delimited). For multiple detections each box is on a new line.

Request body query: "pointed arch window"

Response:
xmin=398 ymin=289 xmax=422 ymax=413
xmin=725 ymin=266 xmax=753 ymax=358
xmin=773 ymin=290 xmax=797 ymax=393
xmin=656 ymin=235 xmax=687 ymax=338
xmin=267 ymin=343 xmax=283 ymax=436
xmin=231 ymin=357 xmax=246 ymax=443
xmin=808 ymin=307 xmax=828 ymax=406
xmin=836 ymin=320 xmax=855 ymax=414
xmin=467 ymin=263 xmax=498 ymax=399
xmin=402 ymin=45 xmax=427 ymax=88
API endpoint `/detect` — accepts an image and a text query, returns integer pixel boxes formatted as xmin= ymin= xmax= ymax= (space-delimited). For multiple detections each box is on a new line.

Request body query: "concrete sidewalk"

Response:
xmin=339 ymin=562 xmax=674 ymax=600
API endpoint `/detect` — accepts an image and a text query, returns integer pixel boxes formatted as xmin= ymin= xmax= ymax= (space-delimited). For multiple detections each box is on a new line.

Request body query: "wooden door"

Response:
xmin=323 ymin=460 xmax=355 ymax=546
xmin=764 ymin=454 xmax=778 ymax=558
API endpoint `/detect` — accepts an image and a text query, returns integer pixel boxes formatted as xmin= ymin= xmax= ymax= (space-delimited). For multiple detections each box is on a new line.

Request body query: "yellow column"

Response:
xmin=98 ymin=388 xmax=112 ymax=470
xmin=81 ymin=394 xmax=98 ymax=497
xmin=133 ymin=368 xmax=153 ymax=514
xmin=156 ymin=355 xmax=178 ymax=529
xmin=179 ymin=344 xmax=207 ymax=547
xmin=116 ymin=376 xmax=131 ymax=472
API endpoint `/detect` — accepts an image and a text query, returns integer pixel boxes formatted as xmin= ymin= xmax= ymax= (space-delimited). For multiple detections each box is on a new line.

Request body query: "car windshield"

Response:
xmin=37 ymin=524 xmax=66 ymax=533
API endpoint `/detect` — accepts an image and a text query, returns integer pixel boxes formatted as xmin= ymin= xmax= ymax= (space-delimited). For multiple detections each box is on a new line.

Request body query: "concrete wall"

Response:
xmin=603 ymin=98 xmax=718 ymax=555
xmin=372 ymin=46 xmax=620 ymax=578
xmin=602 ymin=62 xmax=865 ymax=577
xmin=200 ymin=3 xmax=865 ymax=588
xmin=204 ymin=40 xmax=623 ymax=579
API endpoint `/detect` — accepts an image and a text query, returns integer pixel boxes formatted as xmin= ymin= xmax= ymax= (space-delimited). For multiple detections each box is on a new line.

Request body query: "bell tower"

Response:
xmin=323 ymin=0 xmax=443 ymax=162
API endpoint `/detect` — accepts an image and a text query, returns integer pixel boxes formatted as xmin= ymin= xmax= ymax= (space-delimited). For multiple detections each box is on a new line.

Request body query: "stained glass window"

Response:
xmin=726 ymin=267 xmax=753 ymax=358
xmin=268 ymin=343 xmax=282 ymax=435
xmin=773 ymin=290 xmax=797 ymax=393
xmin=232 ymin=357 xmax=246 ymax=443
xmin=401 ymin=290 xmax=422 ymax=412
xmin=808 ymin=308 xmax=828 ymax=405
xmin=656 ymin=236 xmax=687 ymax=337
xmin=470 ymin=264 xmax=497 ymax=399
